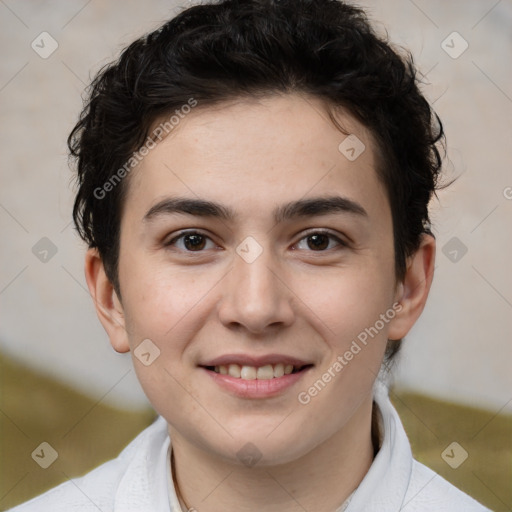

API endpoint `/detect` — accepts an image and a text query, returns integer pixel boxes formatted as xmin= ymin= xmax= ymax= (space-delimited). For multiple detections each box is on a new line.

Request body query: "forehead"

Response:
xmin=121 ymin=93 xmax=389 ymax=227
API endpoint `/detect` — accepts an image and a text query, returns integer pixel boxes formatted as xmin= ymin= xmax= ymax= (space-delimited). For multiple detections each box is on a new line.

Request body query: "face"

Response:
xmin=93 ymin=94 xmax=417 ymax=466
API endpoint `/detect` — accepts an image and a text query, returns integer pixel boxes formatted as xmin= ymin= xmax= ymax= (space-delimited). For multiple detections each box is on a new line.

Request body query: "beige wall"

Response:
xmin=1 ymin=0 xmax=511 ymax=412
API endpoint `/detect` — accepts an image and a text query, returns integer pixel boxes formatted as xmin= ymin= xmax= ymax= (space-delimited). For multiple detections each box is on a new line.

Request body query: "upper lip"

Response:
xmin=200 ymin=353 xmax=312 ymax=368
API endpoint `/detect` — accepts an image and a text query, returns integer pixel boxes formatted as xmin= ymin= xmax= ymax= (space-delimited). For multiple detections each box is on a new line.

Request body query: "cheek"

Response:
xmin=290 ymin=272 xmax=393 ymax=440
xmin=292 ymin=259 xmax=396 ymax=348
xmin=118 ymin=257 xmax=230 ymax=414
xmin=119 ymin=254 xmax=215 ymax=345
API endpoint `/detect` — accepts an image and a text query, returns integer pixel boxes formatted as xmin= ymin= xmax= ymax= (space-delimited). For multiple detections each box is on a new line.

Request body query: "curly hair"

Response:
xmin=68 ymin=0 xmax=445 ymax=364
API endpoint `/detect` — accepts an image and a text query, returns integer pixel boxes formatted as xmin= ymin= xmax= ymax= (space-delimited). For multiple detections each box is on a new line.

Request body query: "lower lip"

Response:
xmin=202 ymin=367 xmax=312 ymax=399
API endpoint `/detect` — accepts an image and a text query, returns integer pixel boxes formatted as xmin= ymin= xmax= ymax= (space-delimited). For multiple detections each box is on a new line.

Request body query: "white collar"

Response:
xmin=113 ymin=414 xmax=172 ymax=511
xmin=344 ymin=379 xmax=413 ymax=511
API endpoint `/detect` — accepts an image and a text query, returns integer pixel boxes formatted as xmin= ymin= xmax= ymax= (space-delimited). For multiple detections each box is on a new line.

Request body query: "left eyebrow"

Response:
xmin=142 ymin=195 xmax=368 ymax=224
xmin=273 ymin=195 xmax=368 ymax=223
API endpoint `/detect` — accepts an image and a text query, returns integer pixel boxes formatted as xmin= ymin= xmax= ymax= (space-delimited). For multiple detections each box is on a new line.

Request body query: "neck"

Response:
xmin=169 ymin=395 xmax=380 ymax=512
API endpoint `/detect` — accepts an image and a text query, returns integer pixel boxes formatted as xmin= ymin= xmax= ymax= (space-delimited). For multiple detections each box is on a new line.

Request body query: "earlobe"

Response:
xmin=387 ymin=234 xmax=436 ymax=341
xmin=84 ymin=248 xmax=131 ymax=354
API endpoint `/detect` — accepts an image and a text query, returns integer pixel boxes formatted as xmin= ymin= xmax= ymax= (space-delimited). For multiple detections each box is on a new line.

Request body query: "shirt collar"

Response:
xmin=113 ymin=415 xmax=172 ymax=512
xmin=344 ymin=378 xmax=413 ymax=511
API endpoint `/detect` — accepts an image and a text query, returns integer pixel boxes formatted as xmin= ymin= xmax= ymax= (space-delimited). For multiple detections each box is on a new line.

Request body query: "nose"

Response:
xmin=217 ymin=241 xmax=295 ymax=335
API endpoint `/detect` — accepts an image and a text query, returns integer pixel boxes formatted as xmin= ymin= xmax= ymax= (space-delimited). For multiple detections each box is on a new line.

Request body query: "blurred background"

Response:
xmin=1 ymin=0 xmax=511 ymax=510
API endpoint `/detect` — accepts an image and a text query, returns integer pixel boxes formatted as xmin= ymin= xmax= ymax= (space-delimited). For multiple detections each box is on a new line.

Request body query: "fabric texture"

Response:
xmin=7 ymin=380 xmax=491 ymax=512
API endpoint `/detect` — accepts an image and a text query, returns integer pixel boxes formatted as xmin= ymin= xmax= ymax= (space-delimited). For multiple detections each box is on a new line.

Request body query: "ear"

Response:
xmin=387 ymin=234 xmax=436 ymax=341
xmin=84 ymin=248 xmax=130 ymax=353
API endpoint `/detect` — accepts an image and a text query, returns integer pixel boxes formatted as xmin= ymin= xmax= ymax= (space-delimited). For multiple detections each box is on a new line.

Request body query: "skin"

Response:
xmin=85 ymin=93 xmax=435 ymax=512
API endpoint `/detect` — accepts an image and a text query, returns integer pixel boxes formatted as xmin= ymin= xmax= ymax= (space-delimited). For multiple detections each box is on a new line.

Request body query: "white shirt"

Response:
xmin=7 ymin=380 xmax=491 ymax=512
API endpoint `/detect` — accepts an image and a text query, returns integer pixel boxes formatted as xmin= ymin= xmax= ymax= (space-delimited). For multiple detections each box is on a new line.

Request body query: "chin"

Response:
xmin=220 ymin=427 xmax=314 ymax=468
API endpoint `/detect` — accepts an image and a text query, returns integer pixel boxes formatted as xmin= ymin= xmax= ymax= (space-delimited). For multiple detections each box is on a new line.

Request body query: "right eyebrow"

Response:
xmin=143 ymin=197 xmax=236 ymax=223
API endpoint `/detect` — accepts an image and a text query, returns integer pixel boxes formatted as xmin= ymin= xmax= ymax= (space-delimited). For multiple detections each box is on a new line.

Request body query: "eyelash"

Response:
xmin=164 ymin=229 xmax=348 ymax=253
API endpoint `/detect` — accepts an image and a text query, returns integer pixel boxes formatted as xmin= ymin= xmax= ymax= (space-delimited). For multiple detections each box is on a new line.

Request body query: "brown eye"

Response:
xmin=307 ymin=233 xmax=330 ymax=250
xmin=166 ymin=231 xmax=214 ymax=252
xmin=182 ymin=233 xmax=206 ymax=251
xmin=295 ymin=230 xmax=346 ymax=252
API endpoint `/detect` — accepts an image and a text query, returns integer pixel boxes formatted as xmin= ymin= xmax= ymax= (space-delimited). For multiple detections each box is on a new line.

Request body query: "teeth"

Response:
xmin=256 ymin=365 xmax=274 ymax=380
xmin=214 ymin=363 xmax=303 ymax=379
xmin=240 ymin=366 xmax=257 ymax=380
xmin=228 ymin=364 xmax=241 ymax=378
xmin=273 ymin=363 xmax=284 ymax=377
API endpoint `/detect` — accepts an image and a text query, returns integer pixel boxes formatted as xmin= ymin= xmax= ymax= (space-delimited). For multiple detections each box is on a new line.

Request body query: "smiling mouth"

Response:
xmin=202 ymin=363 xmax=313 ymax=380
